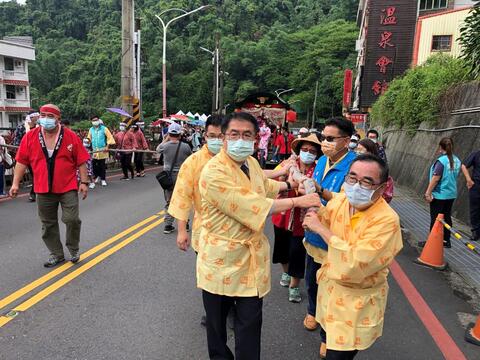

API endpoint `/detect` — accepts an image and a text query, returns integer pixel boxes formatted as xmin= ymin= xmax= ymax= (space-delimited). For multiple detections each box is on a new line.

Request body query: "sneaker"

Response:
xmin=101 ymin=180 xmax=107 ymax=186
xmin=280 ymin=272 xmax=291 ymax=287
xmin=136 ymin=173 xmax=141 ymax=177
xmin=88 ymin=183 xmax=95 ymax=189
xmin=289 ymin=287 xmax=302 ymax=303
xmin=120 ymin=176 xmax=129 ymax=180
xmin=70 ymin=251 xmax=80 ymax=263
xmin=44 ymin=255 xmax=65 ymax=268
xmin=95 ymin=177 xmax=100 ymax=184
xmin=164 ymin=225 xmax=175 ymax=234
xmin=443 ymin=241 xmax=451 ymax=248
xmin=28 ymin=193 xmax=36 ymax=202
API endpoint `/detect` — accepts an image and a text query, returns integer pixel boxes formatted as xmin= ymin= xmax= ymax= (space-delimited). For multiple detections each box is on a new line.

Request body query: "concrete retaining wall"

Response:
xmin=381 ymin=82 xmax=480 ymax=226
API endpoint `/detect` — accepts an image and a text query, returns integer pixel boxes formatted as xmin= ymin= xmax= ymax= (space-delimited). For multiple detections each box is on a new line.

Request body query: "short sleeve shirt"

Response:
xmin=16 ymin=127 xmax=90 ymax=194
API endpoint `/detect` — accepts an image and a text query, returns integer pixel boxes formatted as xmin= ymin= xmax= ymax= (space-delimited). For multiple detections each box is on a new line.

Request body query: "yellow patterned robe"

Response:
xmin=305 ymin=193 xmax=403 ymax=351
xmin=168 ymin=145 xmax=213 ymax=252
xmin=198 ymin=149 xmax=280 ymax=298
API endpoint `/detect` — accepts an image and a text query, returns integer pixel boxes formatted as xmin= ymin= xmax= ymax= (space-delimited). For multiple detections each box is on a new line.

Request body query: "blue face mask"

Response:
xmin=38 ymin=117 xmax=57 ymax=130
xmin=207 ymin=138 xmax=223 ymax=154
xmin=343 ymin=182 xmax=377 ymax=208
xmin=226 ymin=139 xmax=254 ymax=162
xmin=299 ymin=150 xmax=316 ymax=165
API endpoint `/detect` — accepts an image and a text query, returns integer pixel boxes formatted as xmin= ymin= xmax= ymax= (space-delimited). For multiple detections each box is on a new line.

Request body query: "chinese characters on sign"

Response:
xmin=373 ymin=6 xmax=397 ymax=96
xmin=359 ymin=0 xmax=417 ymax=107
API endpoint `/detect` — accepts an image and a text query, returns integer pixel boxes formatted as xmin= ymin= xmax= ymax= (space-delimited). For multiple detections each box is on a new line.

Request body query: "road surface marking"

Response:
xmin=0 ymin=212 xmax=164 ymax=311
xmin=0 ymin=217 xmax=164 ymax=328
xmin=390 ymin=260 xmax=467 ymax=360
xmin=0 ymin=166 xmax=162 ymax=203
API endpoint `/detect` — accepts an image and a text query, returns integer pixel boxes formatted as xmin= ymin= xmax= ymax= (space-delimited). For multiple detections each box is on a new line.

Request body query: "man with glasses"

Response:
xmin=302 ymin=117 xmax=356 ymax=355
xmin=303 ymin=154 xmax=402 ymax=359
xmin=197 ymin=112 xmax=321 ymax=360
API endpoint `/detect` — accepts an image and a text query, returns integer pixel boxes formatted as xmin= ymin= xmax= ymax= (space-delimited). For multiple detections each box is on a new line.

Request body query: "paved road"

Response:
xmin=0 ymin=168 xmax=478 ymax=360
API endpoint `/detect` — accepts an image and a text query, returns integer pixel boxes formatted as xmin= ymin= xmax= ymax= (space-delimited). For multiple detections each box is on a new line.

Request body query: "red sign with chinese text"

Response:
xmin=343 ymin=69 xmax=353 ymax=108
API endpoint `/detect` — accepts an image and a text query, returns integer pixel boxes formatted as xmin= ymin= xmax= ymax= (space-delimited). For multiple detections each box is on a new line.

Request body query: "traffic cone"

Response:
xmin=465 ymin=314 xmax=480 ymax=346
xmin=414 ymin=214 xmax=447 ymax=270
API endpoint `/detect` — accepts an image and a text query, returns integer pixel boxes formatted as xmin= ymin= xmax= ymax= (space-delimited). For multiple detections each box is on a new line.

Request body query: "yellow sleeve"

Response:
xmin=105 ymin=128 xmax=116 ymax=146
xmin=200 ymin=166 xmax=274 ymax=232
xmin=87 ymin=129 xmax=92 ymax=141
xmin=168 ymin=157 xmax=195 ymax=221
xmin=326 ymin=214 xmax=402 ymax=284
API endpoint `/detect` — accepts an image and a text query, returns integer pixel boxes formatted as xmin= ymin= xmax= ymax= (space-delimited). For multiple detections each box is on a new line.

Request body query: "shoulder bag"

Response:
xmin=156 ymin=141 xmax=181 ymax=189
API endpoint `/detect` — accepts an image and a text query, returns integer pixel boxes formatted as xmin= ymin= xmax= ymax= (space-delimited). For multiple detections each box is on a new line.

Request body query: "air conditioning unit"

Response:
xmin=15 ymin=60 xmax=23 ymax=67
xmin=16 ymin=87 xmax=24 ymax=93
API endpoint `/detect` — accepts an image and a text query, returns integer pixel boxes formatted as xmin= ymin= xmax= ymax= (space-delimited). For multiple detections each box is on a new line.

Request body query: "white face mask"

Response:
xmin=343 ymin=182 xmax=377 ymax=208
xmin=92 ymin=120 xmax=100 ymax=127
xmin=369 ymin=138 xmax=378 ymax=144
xmin=299 ymin=151 xmax=316 ymax=165
xmin=119 ymin=126 xmax=126 ymax=131
xmin=226 ymin=139 xmax=254 ymax=162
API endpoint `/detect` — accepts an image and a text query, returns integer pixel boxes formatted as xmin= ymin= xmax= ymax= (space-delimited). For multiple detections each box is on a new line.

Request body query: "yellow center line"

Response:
xmin=0 ymin=213 xmax=162 ymax=311
xmin=11 ymin=217 xmax=164 ymax=315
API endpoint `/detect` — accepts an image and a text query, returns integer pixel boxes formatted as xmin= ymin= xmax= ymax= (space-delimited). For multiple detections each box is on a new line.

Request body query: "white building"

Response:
xmin=0 ymin=36 xmax=35 ymax=130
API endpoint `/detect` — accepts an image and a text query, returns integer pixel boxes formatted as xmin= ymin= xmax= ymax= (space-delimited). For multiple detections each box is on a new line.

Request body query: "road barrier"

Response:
xmin=414 ymin=214 xmax=447 ymax=270
xmin=437 ymin=218 xmax=480 ymax=257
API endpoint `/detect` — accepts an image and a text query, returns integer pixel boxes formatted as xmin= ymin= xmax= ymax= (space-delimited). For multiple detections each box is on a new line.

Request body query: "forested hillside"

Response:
xmin=0 ymin=0 xmax=359 ymax=121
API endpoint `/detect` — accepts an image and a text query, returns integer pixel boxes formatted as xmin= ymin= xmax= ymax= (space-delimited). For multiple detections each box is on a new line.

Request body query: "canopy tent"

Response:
xmin=186 ymin=111 xmax=194 ymax=118
xmin=175 ymin=110 xmax=185 ymax=115
xmin=235 ymin=92 xmax=296 ymax=126
xmin=170 ymin=114 xmax=189 ymax=121
xmin=200 ymin=114 xmax=208 ymax=121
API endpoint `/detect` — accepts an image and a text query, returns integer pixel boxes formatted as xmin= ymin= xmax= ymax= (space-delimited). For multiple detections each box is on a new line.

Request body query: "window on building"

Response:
xmin=4 ymin=57 xmax=14 ymax=71
xmin=6 ymin=85 xmax=16 ymax=99
xmin=9 ymin=114 xmax=22 ymax=128
xmin=432 ymin=35 xmax=452 ymax=51
xmin=420 ymin=0 xmax=448 ymax=10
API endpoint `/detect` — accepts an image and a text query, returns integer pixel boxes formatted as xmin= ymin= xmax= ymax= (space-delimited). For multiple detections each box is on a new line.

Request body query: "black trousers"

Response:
xmin=469 ymin=184 xmax=480 ymax=239
xmin=429 ymin=198 xmax=455 ymax=244
xmin=134 ymin=152 xmax=144 ymax=173
xmin=28 ymin=165 xmax=34 ymax=196
xmin=272 ymin=226 xmax=306 ymax=279
xmin=321 ymin=328 xmax=359 ymax=360
xmin=92 ymin=159 xmax=106 ymax=180
xmin=120 ymin=153 xmax=134 ymax=178
xmin=202 ymin=290 xmax=263 ymax=360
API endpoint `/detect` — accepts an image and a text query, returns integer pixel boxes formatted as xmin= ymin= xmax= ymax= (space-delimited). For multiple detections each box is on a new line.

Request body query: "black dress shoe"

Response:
xmin=29 ymin=193 xmax=36 ymax=202
xmin=44 ymin=256 xmax=65 ymax=268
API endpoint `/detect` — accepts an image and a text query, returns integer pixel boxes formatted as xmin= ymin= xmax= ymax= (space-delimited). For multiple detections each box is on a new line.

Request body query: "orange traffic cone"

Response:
xmin=414 ymin=214 xmax=447 ymax=270
xmin=465 ymin=314 xmax=480 ymax=346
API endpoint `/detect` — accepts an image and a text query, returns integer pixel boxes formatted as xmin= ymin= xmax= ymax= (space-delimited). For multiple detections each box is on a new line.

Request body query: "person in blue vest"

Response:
xmin=423 ymin=137 xmax=461 ymax=248
xmin=87 ymin=116 xmax=115 ymax=186
xmin=302 ymin=117 xmax=356 ymax=337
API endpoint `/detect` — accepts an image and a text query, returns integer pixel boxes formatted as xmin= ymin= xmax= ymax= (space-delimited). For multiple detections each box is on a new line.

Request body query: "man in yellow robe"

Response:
xmin=303 ymin=154 xmax=403 ymax=360
xmin=168 ymin=116 xmax=224 ymax=253
xmin=198 ymin=112 xmax=321 ymax=360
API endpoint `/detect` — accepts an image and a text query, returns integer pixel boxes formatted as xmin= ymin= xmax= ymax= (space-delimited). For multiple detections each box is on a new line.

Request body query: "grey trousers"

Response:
xmin=163 ymin=172 xmax=178 ymax=227
xmin=37 ymin=190 xmax=81 ymax=258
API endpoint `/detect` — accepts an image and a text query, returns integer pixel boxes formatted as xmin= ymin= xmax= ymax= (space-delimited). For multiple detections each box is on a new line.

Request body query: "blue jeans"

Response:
xmin=0 ymin=163 xmax=4 ymax=195
xmin=305 ymin=254 xmax=320 ymax=316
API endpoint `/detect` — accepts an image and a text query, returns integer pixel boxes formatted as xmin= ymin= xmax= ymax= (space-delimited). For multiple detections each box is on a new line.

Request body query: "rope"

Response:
xmin=0 ymin=144 xmax=157 ymax=154
xmin=437 ymin=218 xmax=480 ymax=256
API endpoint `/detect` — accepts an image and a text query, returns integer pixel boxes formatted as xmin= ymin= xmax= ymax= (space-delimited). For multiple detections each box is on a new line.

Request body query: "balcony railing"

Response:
xmin=1 ymin=99 xmax=31 ymax=108
xmin=2 ymin=70 xmax=28 ymax=80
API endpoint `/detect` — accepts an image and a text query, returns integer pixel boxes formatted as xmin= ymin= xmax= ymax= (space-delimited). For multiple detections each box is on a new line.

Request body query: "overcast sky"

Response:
xmin=0 ymin=0 xmax=26 ymax=4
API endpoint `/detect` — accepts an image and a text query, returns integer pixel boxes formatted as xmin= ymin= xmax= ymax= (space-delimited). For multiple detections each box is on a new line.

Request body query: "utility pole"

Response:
xmin=311 ymin=80 xmax=318 ymax=129
xmin=134 ymin=17 xmax=141 ymax=122
xmin=218 ymin=35 xmax=225 ymax=115
xmin=121 ymin=0 xmax=135 ymax=116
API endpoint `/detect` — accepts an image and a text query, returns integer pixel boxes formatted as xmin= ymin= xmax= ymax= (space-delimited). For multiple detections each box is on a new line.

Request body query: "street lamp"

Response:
xmin=200 ymin=45 xmax=220 ymax=114
xmin=275 ymin=88 xmax=294 ymax=98
xmin=155 ymin=5 xmax=211 ymax=118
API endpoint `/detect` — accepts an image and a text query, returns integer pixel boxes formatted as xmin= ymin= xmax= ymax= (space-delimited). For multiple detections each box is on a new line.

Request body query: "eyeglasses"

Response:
xmin=319 ymin=134 xmax=348 ymax=142
xmin=300 ymin=147 xmax=317 ymax=155
xmin=345 ymin=174 xmax=381 ymax=190
xmin=225 ymin=132 xmax=255 ymax=141
xmin=205 ymin=133 xmax=223 ymax=140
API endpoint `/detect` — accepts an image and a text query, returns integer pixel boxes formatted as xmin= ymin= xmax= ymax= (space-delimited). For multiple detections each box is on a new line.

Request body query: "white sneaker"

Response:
xmin=101 ymin=180 xmax=107 ymax=186
xmin=88 ymin=183 xmax=95 ymax=189
xmin=94 ymin=177 xmax=100 ymax=184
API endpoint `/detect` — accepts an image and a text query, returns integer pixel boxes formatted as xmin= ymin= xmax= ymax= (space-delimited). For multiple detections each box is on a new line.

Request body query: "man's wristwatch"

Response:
xmin=317 ymin=185 xmax=324 ymax=196
xmin=80 ymin=181 xmax=89 ymax=186
xmin=285 ymin=181 xmax=292 ymax=191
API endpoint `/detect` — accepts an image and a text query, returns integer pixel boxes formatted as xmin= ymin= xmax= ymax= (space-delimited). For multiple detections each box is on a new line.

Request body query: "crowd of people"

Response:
xmin=1 ymin=103 xmax=479 ymax=359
